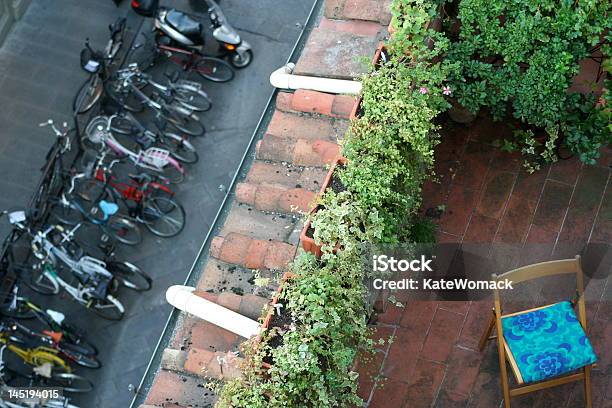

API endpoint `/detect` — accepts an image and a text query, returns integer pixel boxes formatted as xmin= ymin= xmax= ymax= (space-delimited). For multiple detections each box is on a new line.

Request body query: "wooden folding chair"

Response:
xmin=479 ymin=256 xmax=597 ymax=408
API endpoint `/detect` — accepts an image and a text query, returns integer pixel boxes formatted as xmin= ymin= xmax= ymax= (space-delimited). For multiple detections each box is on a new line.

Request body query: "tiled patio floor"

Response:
xmin=357 ymin=112 xmax=611 ymax=408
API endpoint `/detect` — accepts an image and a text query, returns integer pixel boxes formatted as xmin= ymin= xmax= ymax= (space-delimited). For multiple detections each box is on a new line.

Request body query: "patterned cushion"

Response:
xmin=502 ymin=301 xmax=597 ymax=383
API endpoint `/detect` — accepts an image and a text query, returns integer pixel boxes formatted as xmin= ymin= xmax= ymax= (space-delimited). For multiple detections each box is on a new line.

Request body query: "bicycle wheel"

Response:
xmin=106 ymin=215 xmax=141 ymax=246
xmin=161 ymin=133 xmax=198 ymax=164
xmin=160 ymin=164 xmax=185 ymax=184
xmin=174 ymin=86 xmax=212 ymax=112
xmin=194 ymin=56 xmax=234 ymax=82
xmin=167 ymin=114 xmax=205 ymax=137
xmin=49 ymin=372 xmax=93 ymax=393
xmin=59 ymin=344 xmax=101 ymax=369
xmin=73 ymin=76 xmax=103 ymax=114
xmin=26 ymin=268 xmax=60 ymax=296
xmin=142 ymin=196 xmax=186 ymax=237
xmin=90 ymin=294 xmax=124 ymax=321
xmin=107 ymin=261 xmax=152 ymax=291
xmin=60 ymin=330 xmax=98 ymax=357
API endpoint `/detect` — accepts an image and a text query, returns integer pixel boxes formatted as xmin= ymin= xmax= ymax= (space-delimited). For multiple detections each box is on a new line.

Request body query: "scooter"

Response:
xmin=131 ymin=0 xmax=253 ymax=68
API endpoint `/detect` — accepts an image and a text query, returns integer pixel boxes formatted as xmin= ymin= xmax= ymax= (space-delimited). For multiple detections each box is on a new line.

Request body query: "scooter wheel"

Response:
xmin=230 ymin=49 xmax=253 ymax=69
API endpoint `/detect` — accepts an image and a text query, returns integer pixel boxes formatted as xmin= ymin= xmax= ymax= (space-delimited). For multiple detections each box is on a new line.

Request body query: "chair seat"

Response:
xmin=502 ymin=301 xmax=597 ymax=384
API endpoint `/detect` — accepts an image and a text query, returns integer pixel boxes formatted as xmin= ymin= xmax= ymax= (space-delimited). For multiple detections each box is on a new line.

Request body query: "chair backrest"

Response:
xmin=492 ymin=256 xmax=587 ymax=327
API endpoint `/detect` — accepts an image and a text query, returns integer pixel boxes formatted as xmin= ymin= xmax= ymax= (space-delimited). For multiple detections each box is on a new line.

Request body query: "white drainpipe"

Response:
xmin=166 ymin=285 xmax=261 ymax=339
xmin=270 ymin=63 xmax=362 ymax=95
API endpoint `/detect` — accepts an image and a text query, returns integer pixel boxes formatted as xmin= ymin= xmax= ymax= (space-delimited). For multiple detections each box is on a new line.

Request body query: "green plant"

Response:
xmin=445 ymin=0 xmax=611 ymax=164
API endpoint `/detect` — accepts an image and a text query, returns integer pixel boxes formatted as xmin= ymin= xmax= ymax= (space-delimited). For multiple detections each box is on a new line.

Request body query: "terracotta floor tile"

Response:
xmin=463 ymin=214 xmax=499 ymax=244
xmin=452 ymin=142 xmax=494 ymax=190
xmin=440 ymin=186 xmax=479 ymax=236
xmin=400 ymin=300 xmax=438 ymax=329
xmin=532 ymin=180 xmax=574 ymax=233
xmin=434 ymin=390 xmax=470 ymax=408
xmin=558 ymin=165 xmax=609 ymax=244
xmin=440 ymin=346 xmax=483 ymax=397
xmin=590 ymin=179 xmax=611 ymax=244
xmin=476 ymin=170 xmax=517 ymax=219
xmin=420 ymin=308 xmax=464 ymax=363
xmin=548 ymin=156 xmax=583 ymax=185
xmin=369 ymin=377 xmax=410 ymax=408
xmin=495 ymin=195 xmax=537 ymax=244
xmin=512 ymin=168 xmax=548 ymax=202
xmin=383 ymin=326 xmax=428 ymax=381
xmin=457 ymin=301 xmax=494 ymax=350
xmin=402 ymin=359 xmax=446 ymax=408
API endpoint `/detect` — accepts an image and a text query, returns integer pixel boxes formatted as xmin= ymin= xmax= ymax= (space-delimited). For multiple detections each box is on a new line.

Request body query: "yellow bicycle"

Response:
xmin=0 ymin=333 xmax=92 ymax=393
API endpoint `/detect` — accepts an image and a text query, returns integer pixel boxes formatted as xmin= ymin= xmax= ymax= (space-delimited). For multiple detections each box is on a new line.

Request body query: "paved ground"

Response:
xmin=358 ymin=113 xmax=612 ymax=408
xmin=0 ymin=0 xmax=316 ymax=407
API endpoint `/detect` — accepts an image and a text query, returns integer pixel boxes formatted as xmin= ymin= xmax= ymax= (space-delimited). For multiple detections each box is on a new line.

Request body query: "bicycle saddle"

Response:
xmin=165 ymin=9 xmax=204 ymax=44
xmin=99 ymin=200 xmax=119 ymax=220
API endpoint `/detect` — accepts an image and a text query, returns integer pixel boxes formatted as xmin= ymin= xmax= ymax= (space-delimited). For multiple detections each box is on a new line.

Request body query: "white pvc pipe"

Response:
xmin=166 ymin=285 xmax=261 ymax=339
xmin=270 ymin=63 xmax=362 ymax=95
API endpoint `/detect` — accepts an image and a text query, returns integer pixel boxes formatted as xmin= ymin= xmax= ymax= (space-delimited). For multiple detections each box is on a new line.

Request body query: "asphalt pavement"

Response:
xmin=0 ymin=0 xmax=317 ymax=406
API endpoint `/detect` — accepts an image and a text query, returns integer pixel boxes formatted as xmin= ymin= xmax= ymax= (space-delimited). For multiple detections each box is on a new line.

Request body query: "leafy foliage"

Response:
xmin=444 ymin=0 xmax=611 ymax=165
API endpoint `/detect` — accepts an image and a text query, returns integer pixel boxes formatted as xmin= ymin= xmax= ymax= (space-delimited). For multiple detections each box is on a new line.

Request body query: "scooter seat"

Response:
xmin=166 ymin=9 xmax=203 ymax=45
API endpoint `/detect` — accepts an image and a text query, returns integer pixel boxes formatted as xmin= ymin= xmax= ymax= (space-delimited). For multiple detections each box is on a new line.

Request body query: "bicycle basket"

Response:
xmin=137 ymin=147 xmax=170 ymax=169
xmin=84 ymin=116 xmax=110 ymax=145
xmin=80 ymin=47 xmax=102 ymax=73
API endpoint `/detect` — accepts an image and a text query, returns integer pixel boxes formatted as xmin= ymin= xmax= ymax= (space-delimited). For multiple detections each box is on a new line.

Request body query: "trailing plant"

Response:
xmin=444 ymin=0 xmax=611 ymax=165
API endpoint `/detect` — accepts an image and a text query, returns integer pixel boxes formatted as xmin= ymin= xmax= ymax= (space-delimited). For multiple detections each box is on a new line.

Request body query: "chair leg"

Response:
xmin=583 ymin=365 xmax=592 ymax=408
xmin=479 ymin=311 xmax=496 ymax=351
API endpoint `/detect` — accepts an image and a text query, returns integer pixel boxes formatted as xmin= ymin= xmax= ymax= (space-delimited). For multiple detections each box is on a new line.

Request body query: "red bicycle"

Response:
xmin=80 ymin=150 xmax=186 ymax=238
xmin=134 ymin=33 xmax=235 ymax=83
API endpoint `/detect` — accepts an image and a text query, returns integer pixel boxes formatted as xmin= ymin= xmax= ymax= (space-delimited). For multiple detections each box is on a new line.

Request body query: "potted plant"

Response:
xmin=257 ymin=272 xmax=295 ymax=370
xmin=350 ymin=43 xmax=388 ymax=121
xmin=299 ymin=157 xmax=347 ymax=257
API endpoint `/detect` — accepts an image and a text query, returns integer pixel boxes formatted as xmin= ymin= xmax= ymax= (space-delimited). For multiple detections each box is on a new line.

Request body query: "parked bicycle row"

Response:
xmin=0 ymin=1 xmax=253 ymax=405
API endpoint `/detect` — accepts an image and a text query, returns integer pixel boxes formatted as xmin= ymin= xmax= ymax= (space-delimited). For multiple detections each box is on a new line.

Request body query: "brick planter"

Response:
xmin=299 ymin=156 xmax=348 ymax=257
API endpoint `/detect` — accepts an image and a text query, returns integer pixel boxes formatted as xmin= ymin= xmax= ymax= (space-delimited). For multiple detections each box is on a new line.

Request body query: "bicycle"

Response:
xmin=80 ymin=152 xmax=186 ymax=238
xmin=110 ymin=63 xmax=212 ymax=114
xmin=12 ymin=210 xmax=151 ymax=290
xmin=0 ymin=287 xmax=97 ymax=356
xmin=133 ymin=32 xmax=235 ymax=82
xmin=108 ymin=109 xmax=199 ymax=164
xmin=0 ymin=341 xmax=92 ymax=394
xmin=51 ymin=173 xmax=143 ymax=246
xmin=28 ymin=121 xmax=74 ymax=224
xmin=83 ymin=115 xmax=185 ymax=183
xmin=114 ymin=72 xmax=206 ymax=137
xmin=73 ymin=18 xmax=130 ymax=114
xmin=1 ymin=321 xmax=100 ymax=369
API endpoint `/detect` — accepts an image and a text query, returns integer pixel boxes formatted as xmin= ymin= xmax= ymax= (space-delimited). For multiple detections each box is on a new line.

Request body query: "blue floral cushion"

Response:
xmin=501 ymin=301 xmax=597 ymax=383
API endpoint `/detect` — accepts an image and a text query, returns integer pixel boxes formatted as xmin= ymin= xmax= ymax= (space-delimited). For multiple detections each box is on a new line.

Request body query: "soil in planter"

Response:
xmin=330 ymin=164 xmax=346 ymax=194
xmin=263 ymin=306 xmax=294 ymax=366
xmin=306 ymin=224 xmax=316 ymax=239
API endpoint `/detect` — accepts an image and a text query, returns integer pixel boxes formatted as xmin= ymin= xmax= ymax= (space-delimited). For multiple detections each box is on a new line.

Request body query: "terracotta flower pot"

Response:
xmin=299 ymin=156 xmax=347 ymax=257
